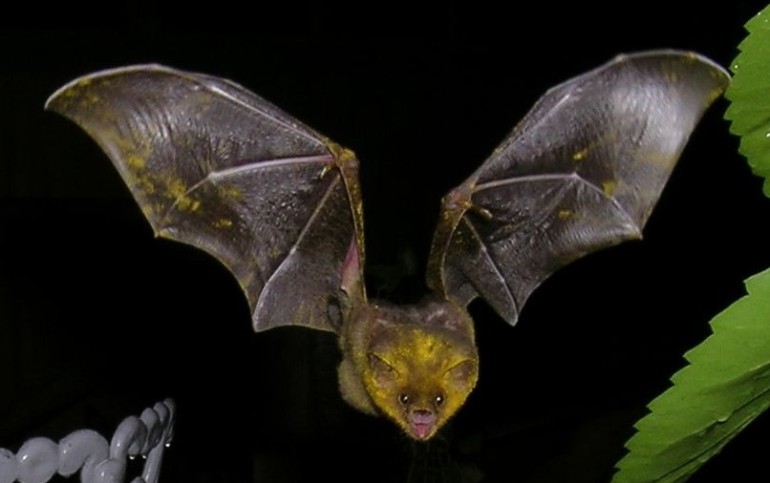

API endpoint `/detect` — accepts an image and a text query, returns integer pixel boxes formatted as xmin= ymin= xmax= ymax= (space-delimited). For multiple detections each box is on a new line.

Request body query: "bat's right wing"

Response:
xmin=47 ymin=65 xmax=366 ymax=333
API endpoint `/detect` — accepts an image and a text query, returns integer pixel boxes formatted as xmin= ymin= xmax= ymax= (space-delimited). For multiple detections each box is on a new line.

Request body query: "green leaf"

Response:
xmin=613 ymin=268 xmax=770 ymax=482
xmin=614 ymin=8 xmax=770 ymax=481
xmin=725 ymin=4 xmax=770 ymax=195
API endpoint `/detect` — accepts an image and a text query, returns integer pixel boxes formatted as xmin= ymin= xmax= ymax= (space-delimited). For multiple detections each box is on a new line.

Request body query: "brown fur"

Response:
xmin=337 ymin=297 xmax=478 ymax=440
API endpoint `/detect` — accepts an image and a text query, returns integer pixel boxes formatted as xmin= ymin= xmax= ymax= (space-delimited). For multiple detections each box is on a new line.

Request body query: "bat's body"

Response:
xmin=46 ymin=52 xmax=728 ymax=440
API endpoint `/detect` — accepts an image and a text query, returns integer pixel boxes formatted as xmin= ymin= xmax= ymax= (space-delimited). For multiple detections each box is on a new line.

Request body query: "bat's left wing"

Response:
xmin=427 ymin=51 xmax=729 ymax=325
xmin=46 ymin=65 xmax=366 ymax=333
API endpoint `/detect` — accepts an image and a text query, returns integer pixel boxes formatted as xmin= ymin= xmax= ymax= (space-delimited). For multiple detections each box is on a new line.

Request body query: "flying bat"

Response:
xmin=45 ymin=51 xmax=728 ymax=440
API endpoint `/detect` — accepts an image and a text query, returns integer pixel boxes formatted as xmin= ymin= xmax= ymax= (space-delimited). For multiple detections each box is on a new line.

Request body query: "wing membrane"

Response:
xmin=428 ymin=51 xmax=729 ymax=325
xmin=47 ymin=65 xmax=365 ymax=332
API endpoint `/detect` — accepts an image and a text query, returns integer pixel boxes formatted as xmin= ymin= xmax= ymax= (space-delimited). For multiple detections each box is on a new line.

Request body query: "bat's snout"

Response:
xmin=409 ymin=409 xmax=437 ymax=440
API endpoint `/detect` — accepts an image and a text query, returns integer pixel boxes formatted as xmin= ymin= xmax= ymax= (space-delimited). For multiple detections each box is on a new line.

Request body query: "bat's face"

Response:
xmin=362 ymin=323 xmax=479 ymax=440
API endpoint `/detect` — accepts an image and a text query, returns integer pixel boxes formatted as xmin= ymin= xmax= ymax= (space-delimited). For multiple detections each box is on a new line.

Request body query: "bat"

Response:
xmin=45 ymin=51 xmax=728 ymax=441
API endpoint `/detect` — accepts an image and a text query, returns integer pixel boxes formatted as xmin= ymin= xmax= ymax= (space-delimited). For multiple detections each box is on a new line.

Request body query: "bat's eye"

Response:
xmin=434 ymin=394 xmax=445 ymax=407
xmin=399 ymin=393 xmax=410 ymax=406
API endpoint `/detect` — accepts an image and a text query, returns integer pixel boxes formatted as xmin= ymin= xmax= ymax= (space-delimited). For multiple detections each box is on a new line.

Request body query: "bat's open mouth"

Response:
xmin=409 ymin=410 xmax=437 ymax=440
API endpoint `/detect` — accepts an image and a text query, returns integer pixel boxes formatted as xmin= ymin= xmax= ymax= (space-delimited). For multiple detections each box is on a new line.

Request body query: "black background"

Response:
xmin=3 ymin=2 xmax=770 ymax=481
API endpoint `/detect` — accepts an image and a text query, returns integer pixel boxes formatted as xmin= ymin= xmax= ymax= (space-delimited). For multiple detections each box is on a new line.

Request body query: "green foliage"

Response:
xmin=725 ymin=4 xmax=770 ymax=194
xmin=614 ymin=5 xmax=770 ymax=482
xmin=613 ymin=270 xmax=770 ymax=482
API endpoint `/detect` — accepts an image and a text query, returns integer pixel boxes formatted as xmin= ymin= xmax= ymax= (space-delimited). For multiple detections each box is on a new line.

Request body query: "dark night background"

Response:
xmin=3 ymin=2 xmax=770 ymax=481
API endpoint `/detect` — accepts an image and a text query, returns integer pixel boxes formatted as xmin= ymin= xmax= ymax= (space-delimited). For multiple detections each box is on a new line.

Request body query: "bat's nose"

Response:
xmin=409 ymin=409 xmax=437 ymax=440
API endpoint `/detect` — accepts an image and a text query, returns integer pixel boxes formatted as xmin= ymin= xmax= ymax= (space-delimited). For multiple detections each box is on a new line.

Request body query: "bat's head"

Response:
xmin=362 ymin=301 xmax=479 ymax=440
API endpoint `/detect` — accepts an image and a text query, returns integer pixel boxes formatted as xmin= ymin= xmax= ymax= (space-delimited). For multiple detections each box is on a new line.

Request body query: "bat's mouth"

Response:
xmin=409 ymin=410 xmax=437 ymax=440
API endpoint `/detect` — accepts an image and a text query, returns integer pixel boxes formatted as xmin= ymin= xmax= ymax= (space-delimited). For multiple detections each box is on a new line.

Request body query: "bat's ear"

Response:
xmin=341 ymin=237 xmax=366 ymax=310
